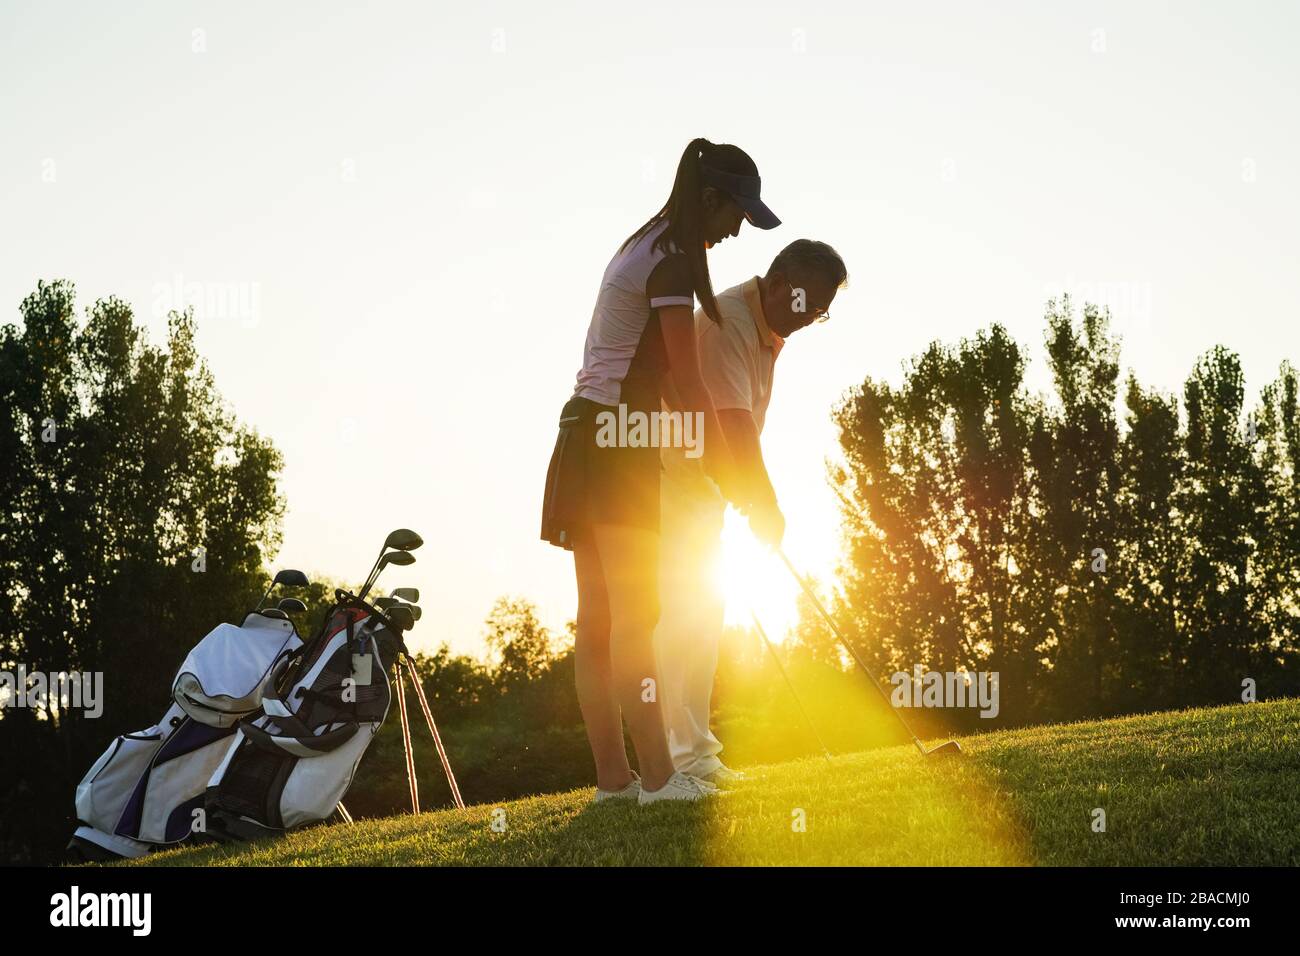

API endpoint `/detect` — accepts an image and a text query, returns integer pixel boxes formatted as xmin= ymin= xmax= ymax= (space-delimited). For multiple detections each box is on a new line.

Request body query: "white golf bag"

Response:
xmin=69 ymin=612 xmax=302 ymax=860
xmin=204 ymin=597 xmax=404 ymax=840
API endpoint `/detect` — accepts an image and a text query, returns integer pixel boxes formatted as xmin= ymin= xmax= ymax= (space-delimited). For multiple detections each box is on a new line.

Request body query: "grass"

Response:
xmin=126 ymin=698 xmax=1299 ymax=866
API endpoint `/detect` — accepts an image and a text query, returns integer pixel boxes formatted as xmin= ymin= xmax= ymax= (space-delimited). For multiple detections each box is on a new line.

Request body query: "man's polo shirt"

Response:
xmin=661 ymin=276 xmax=783 ymax=501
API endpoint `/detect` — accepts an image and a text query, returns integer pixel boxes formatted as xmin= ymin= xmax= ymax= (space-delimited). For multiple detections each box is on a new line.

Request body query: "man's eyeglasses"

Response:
xmin=783 ymin=277 xmax=831 ymax=323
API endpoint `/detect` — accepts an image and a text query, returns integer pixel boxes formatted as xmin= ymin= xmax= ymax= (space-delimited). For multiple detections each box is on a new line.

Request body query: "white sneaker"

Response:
xmin=638 ymin=771 xmax=717 ymax=805
xmin=593 ymin=772 xmax=641 ymax=803
xmin=696 ymin=763 xmax=745 ymax=789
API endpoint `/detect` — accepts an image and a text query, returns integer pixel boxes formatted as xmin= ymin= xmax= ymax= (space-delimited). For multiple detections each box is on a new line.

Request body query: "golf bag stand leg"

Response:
xmin=403 ymin=655 xmax=465 ymax=809
xmin=395 ymin=663 xmax=420 ymax=814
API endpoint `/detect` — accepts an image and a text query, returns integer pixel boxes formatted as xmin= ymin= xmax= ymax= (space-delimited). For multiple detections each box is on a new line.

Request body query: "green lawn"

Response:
xmin=127 ymin=698 xmax=1299 ymax=866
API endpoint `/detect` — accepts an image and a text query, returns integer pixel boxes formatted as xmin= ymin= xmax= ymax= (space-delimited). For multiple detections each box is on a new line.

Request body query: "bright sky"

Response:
xmin=3 ymin=1 xmax=1298 ymax=657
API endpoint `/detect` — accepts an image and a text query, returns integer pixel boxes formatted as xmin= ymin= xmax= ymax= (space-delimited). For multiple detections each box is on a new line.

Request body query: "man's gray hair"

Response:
xmin=766 ymin=239 xmax=849 ymax=288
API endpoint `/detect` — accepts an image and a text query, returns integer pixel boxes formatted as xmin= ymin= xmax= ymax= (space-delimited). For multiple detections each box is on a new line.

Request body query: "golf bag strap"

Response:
xmin=346 ymin=615 xmax=361 ymax=724
xmin=239 ymin=718 xmax=360 ymax=758
xmin=262 ymin=697 xmax=294 ymax=719
xmin=266 ymin=689 xmax=354 ymax=720
xmin=252 ymin=701 xmax=333 ymax=740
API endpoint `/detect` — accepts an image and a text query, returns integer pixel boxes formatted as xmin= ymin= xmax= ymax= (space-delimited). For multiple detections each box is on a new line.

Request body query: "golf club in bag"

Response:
xmin=69 ymin=529 xmax=466 ymax=859
xmin=777 ymin=548 xmax=962 ymax=758
xmin=202 ymin=589 xmax=406 ymax=839
xmin=69 ymin=570 xmax=312 ymax=861
xmin=204 ymin=528 xmax=465 ymax=840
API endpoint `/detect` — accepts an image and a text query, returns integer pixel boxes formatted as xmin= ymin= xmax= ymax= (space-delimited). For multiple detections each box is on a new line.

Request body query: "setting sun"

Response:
xmin=716 ymin=508 xmax=801 ymax=637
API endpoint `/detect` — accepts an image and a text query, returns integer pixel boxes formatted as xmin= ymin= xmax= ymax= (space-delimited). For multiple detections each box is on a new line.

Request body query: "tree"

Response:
xmin=409 ymin=644 xmax=495 ymax=716
xmin=832 ymin=323 xmax=1039 ymax=724
xmin=1035 ymin=301 xmax=1121 ymax=719
xmin=483 ymin=597 xmax=555 ymax=688
xmin=823 ymin=299 xmax=1300 ymax=732
xmin=1111 ymin=376 xmax=1184 ymax=712
xmin=1176 ymin=347 xmax=1271 ymax=702
xmin=1251 ymin=362 xmax=1300 ymax=686
xmin=0 ymin=280 xmax=283 ymax=863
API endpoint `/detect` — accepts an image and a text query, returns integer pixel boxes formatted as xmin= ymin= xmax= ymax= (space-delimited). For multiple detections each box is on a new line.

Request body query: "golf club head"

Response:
xmin=384 ymin=605 xmax=415 ymax=631
xmin=382 ymin=591 xmax=421 ymax=621
xmin=260 ymin=608 xmax=290 ymax=621
xmin=277 ymin=598 xmax=307 ymax=614
xmin=359 ymin=531 xmax=422 ymax=596
xmin=925 ymin=740 xmax=963 ymax=758
xmin=359 ymin=549 xmax=418 ymax=600
xmin=257 ymin=568 xmax=311 ymax=609
xmin=383 ymin=529 xmax=423 ymax=552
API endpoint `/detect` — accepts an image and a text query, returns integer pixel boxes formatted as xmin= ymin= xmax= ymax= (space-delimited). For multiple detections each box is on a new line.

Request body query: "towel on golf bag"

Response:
xmin=73 ymin=702 xmax=239 ymax=855
xmin=172 ymin=612 xmax=302 ymax=728
xmin=205 ymin=601 xmax=404 ymax=838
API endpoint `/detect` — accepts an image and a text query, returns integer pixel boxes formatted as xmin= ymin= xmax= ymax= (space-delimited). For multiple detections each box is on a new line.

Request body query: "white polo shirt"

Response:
xmin=661 ymin=276 xmax=784 ymax=499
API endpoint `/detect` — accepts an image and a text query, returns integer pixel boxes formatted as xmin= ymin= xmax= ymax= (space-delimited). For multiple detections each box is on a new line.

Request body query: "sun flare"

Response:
xmin=716 ymin=508 xmax=801 ymax=638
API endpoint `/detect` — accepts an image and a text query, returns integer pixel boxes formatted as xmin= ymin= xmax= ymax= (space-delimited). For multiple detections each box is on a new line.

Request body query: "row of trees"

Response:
xmin=821 ymin=300 xmax=1300 ymax=725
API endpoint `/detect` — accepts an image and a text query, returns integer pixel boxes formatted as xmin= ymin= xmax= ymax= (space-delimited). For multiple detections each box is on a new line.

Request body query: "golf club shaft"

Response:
xmin=358 ymin=538 xmax=396 ymax=601
xmin=776 ymin=548 xmax=926 ymax=754
xmin=823 ymin=490 xmax=965 ymax=757
xmin=359 ymin=558 xmax=392 ymax=601
xmin=358 ymin=553 xmax=385 ymax=601
xmin=751 ymin=612 xmax=832 ymax=761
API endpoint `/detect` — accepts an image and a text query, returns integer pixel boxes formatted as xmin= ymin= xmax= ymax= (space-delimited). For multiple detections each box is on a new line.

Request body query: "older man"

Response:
xmin=656 ymin=239 xmax=849 ymax=784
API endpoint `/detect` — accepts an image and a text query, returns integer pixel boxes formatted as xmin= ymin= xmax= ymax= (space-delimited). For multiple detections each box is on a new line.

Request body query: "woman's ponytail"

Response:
xmin=622 ymin=137 xmax=723 ymax=323
xmin=672 ymin=138 xmax=721 ymax=322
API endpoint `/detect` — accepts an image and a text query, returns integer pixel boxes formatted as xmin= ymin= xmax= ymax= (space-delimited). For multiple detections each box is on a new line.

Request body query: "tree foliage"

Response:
xmin=0 ymin=280 xmax=284 ymax=862
xmin=826 ymin=299 xmax=1300 ymax=726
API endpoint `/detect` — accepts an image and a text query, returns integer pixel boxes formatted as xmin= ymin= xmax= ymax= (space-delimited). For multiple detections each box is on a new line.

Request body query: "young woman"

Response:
xmin=541 ymin=138 xmax=780 ymax=803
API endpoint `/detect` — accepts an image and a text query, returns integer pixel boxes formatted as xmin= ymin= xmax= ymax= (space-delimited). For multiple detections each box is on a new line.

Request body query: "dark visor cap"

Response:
xmin=700 ymin=165 xmax=781 ymax=230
